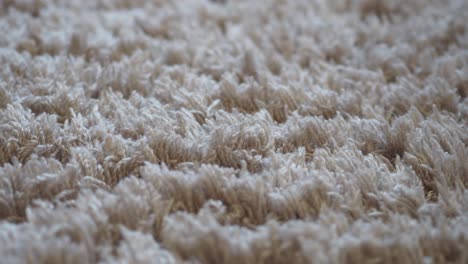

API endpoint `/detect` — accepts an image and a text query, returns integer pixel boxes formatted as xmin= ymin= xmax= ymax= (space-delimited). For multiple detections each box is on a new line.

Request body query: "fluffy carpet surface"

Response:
xmin=1 ymin=0 xmax=468 ymax=263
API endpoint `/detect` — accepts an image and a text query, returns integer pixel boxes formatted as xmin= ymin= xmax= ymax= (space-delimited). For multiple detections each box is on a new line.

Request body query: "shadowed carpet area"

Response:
xmin=1 ymin=0 xmax=468 ymax=263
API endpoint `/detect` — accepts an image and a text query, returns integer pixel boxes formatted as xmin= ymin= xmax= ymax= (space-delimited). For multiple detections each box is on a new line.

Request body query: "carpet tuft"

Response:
xmin=1 ymin=0 xmax=467 ymax=263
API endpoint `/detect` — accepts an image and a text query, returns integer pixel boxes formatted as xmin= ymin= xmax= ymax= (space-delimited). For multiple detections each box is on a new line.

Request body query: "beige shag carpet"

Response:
xmin=1 ymin=0 xmax=468 ymax=263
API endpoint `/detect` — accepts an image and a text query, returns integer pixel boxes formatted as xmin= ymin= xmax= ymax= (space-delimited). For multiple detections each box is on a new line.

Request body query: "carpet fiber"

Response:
xmin=1 ymin=0 xmax=468 ymax=263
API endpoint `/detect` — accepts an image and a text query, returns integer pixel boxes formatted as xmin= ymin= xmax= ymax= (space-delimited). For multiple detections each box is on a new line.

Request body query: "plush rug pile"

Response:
xmin=1 ymin=0 xmax=467 ymax=263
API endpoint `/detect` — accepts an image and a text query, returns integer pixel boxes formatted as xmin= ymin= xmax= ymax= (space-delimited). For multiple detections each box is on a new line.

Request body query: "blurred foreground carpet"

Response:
xmin=1 ymin=0 xmax=467 ymax=263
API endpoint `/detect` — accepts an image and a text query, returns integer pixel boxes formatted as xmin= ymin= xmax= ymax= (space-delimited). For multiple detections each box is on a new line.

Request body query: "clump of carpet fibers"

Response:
xmin=1 ymin=0 xmax=468 ymax=263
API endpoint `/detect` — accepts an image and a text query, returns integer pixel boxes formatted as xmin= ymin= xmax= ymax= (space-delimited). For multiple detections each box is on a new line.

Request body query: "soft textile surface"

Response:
xmin=1 ymin=0 xmax=467 ymax=263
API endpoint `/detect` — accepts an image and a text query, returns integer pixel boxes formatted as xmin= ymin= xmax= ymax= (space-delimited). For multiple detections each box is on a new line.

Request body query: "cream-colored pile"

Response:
xmin=1 ymin=0 xmax=467 ymax=263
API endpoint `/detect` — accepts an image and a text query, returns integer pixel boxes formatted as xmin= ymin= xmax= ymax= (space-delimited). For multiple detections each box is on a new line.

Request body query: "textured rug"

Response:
xmin=1 ymin=0 xmax=467 ymax=263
